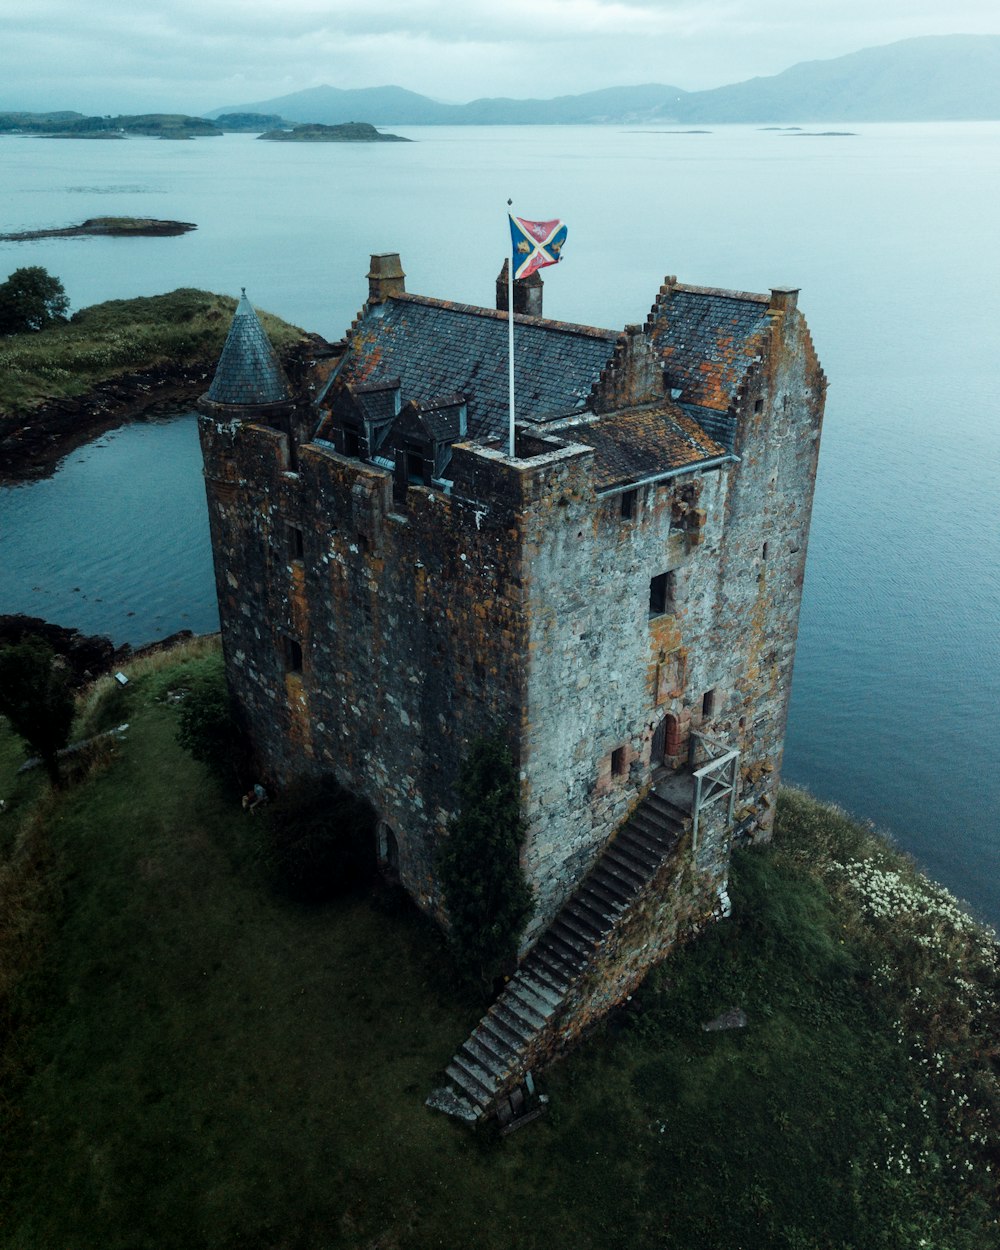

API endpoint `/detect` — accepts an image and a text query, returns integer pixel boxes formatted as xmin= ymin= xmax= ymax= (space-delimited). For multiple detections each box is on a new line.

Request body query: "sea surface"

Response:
xmin=1 ymin=124 xmax=998 ymax=923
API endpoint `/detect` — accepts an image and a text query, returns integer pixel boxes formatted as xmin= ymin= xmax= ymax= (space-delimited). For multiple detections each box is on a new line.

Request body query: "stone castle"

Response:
xmin=198 ymin=253 xmax=826 ymax=1122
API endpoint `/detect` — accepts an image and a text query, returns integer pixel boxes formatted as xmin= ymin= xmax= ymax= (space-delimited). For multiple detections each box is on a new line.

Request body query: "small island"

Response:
xmin=0 ymin=217 xmax=197 ymax=243
xmin=257 ymin=121 xmax=411 ymax=143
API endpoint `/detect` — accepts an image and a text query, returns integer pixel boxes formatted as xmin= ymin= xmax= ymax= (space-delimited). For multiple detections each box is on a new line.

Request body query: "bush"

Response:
xmin=174 ymin=657 xmax=251 ymax=793
xmin=0 ymin=636 xmax=75 ymax=785
xmin=0 ymin=267 xmax=69 ymax=335
xmin=262 ymin=776 xmax=376 ymax=903
xmin=436 ymin=736 xmax=532 ymax=992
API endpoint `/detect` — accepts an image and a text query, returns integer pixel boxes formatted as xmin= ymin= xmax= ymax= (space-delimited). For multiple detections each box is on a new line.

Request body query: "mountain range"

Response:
xmin=209 ymin=35 xmax=1000 ymax=126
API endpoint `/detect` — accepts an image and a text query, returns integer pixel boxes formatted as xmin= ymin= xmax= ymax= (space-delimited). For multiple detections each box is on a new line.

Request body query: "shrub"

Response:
xmin=262 ymin=776 xmax=376 ymax=903
xmin=436 ymin=736 xmax=532 ymax=992
xmin=174 ymin=656 xmax=251 ymax=793
xmin=0 ymin=637 xmax=75 ymax=785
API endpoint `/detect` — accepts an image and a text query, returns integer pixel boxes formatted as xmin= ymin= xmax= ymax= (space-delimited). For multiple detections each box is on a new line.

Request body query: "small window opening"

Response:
xmin=754 ymin=398 xmax=764 ymax=414
xmin=702 ymin=689 xmax=717 ymax=718
xmin=649 ymin=573 xmax=667 ymax=616
xmin=287 ymin=524 xmax=304 ymax=562
xmin=620 ymin=489 xmax=637 ymax=520
xmin=283 ymin=636 xmax=303 ymax=674
xmin=649 ymin=570 xmax=677 ymax=618
xmin=761 ymin=541 xmax=769 ymax=561
xmin=611 ymin=746 xmax=628 ymax=777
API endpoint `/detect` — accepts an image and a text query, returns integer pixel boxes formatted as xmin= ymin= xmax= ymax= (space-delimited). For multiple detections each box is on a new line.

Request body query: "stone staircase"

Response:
xmin=428 ymin=788 xmax=689 ymax=1122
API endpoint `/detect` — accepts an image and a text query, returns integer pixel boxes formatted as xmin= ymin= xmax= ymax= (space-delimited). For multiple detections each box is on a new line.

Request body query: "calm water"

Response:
xmin=1 ymin=125 xmax=998 ymax=922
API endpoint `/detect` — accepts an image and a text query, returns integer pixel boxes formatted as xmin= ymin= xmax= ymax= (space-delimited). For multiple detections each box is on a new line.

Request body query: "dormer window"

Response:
xmin=343 ymin=425 xmax=362 ymax=457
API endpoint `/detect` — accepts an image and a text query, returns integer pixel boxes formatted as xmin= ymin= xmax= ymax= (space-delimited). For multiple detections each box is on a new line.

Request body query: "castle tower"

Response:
xmin=199 ymin=289 xmax=295 ymax=423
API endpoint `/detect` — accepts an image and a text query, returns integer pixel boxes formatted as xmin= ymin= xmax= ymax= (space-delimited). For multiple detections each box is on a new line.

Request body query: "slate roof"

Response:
xmin=559 ymin=406 xmax=729 ymax=492
xmin=204 ymin=291 xmax=293 ymax=408
xmin=342 ymin=294 xmax=618 ymax=439
xmin=647 ymin=284 xmax=772 ymax=412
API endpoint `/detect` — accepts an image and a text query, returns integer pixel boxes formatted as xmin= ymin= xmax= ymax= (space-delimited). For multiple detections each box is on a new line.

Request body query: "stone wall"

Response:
xmin=200 ymin=417 xmax=536 ymax=913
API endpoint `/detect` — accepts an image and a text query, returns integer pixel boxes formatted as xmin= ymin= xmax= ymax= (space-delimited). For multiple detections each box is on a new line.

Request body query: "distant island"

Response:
xmin=257 ymin=121 xmax=410 ymax=143
xmin=0 ymin=217 xmax=197 ymax=243
xmin=0 ymin=112 xmax=221 ymax=140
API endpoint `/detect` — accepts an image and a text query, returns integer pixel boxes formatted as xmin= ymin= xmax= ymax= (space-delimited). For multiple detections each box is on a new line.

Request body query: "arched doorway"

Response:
xmin=652 ymin=713 xmax=681 ymax=768
xmin=376 ymin=820 xmax=400 ymax=879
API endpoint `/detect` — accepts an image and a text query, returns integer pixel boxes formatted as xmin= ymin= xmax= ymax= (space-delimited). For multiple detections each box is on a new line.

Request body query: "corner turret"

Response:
xmin=199 ymin=289 xmax=295 ymax=423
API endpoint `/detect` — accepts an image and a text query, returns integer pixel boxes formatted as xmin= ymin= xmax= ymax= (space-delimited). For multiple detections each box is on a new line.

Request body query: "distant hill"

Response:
xmin=672 ymin=34 xmax=1000 ymax=123
xmin=210 ymin=35 xmax=1000 ymax=125
xmin=207 ymin=82 xmax=689 ymax=126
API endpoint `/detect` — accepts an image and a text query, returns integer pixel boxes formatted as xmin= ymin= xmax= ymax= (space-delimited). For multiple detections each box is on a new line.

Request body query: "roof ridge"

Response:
xmin=671 ymin=282 xmax=770 ymax=304
xmin=388 ymin=292 xmax=620 ymax=341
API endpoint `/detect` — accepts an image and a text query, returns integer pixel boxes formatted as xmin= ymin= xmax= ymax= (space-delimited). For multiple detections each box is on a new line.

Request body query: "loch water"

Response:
xmin=1 ymin=124 xmax=998 ymax=923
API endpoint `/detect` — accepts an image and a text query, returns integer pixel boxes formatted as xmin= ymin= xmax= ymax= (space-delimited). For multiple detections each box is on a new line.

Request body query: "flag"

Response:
xmin=509 ymin=215 xmax=568 ymax=281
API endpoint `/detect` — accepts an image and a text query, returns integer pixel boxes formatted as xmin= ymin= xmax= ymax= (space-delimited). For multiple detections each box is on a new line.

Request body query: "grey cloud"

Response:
xmin=1 ymin=0 xmax=998 ymax=114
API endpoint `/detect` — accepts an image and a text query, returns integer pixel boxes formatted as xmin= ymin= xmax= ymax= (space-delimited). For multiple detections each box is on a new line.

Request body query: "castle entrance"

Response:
xmin=651 ymin=713 xmax=680 ymax=770
xmin=376 ymin=820 xmax=400 ymax=880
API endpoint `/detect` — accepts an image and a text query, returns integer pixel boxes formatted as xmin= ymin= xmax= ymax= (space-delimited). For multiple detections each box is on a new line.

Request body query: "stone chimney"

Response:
xmin=368 ymin=253 xmax=406 ymax=304
xmin=769 ymin=286 xmax=799 ymax=314
xmin=592 ymin=324 xmax=666 ymax=414
xmin=496 ymin=260 xmax=543 ymax=318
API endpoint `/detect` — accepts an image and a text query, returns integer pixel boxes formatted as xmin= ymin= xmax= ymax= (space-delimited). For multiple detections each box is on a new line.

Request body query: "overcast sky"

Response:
xmin=2 ymin=1 xmax=999 ymax=115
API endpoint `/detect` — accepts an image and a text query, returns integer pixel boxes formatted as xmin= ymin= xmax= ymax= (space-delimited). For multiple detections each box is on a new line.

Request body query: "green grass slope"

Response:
xmin=0 ymin=288 xmax=305 ymax=416
xmin=0 ymin=639 xmax=997 ymax=1249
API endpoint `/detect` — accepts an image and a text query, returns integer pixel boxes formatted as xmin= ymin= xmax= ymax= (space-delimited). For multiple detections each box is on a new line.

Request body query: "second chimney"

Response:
xmin=496 ymin=260 xmax=543 ymax=318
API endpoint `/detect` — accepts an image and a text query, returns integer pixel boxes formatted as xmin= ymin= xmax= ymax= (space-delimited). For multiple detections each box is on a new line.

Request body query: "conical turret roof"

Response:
xmin=204 ymin=290 xmax=293 ymax=407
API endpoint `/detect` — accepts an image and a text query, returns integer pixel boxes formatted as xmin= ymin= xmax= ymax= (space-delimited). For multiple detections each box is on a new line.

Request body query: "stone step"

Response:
xmin=590 ymin=859 xmax=644 ymax=900
xmin=459 ymin=1041 xmax=506 ymax=1086
xmin=465 ymin=1031 xmax=511 ymax=1072
xmin=445 ymin=1060 xmax=493 ymax=1107
xmin=627 ymin=811 xmax=675 ymax=844
xmin=518 ymin=971 xmax=563 ymax=1010
xmin=620 ymin=824 xmax=671 ymax=862
xmin=505 ymin=983 xmax=552 ymax=1027
xmin=479 ymin=1014 xmax=525 ymax=1056
xmin=550 ymin=916 xmax=599 ymax=955
xmin=600 ymin=848 xmax=650 ymax=889
xmin=610 ymin=833 xmax=661 ymax=872
xmin=558 ymin=905 xmax=604 ymax=944
xmin=492 ymin=999 xmax=541 ymax=1041
xmin=567 ymin=893 xmax=616 ymax=931
xmin=582 ymin=876 xmax=632 ymax=913
xmin=646 ymin=792 xmax=690 ymax=824
xmin=540 ymin=924 xmax=591 ymax=965
xmin=455 ymin=1046 xmax=502 ymax=1091
xmin=522 ymin=954 xmax=569 ymax=996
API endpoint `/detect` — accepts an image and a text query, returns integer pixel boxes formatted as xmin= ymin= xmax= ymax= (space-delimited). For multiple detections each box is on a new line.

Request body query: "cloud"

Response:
xmin=0 ymin=0 xmax=998 ymax=114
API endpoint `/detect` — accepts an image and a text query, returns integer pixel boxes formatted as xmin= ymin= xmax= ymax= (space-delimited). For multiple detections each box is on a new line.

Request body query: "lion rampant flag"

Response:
xmin=509 ymin=215 xmax=568 ymax=280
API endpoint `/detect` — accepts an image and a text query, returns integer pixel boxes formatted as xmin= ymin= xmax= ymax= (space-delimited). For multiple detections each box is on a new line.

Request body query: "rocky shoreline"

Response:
xmin=0 ymin=335 xmax=325 ymax=484
xmin=0 ymin=613 xmax=203 ymax=685
xmin=0 ymin=362 xmax=214 ymax=484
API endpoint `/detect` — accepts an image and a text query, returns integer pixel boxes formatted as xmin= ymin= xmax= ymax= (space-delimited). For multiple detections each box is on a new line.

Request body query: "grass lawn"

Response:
xmin=0 ymin=288 xmax=305 ymax=414
xmin=1 ymin=639 xmax=997 ymax=1249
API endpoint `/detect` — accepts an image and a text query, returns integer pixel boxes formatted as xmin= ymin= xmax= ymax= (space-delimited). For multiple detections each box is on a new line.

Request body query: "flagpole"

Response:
xmin=507 ymin=200 xmax=515 ymax=458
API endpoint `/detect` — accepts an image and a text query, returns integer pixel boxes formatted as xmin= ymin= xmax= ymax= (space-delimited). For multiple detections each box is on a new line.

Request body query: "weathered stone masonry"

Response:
xmin=198 ymin=257 xmax=826 ymax=1118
